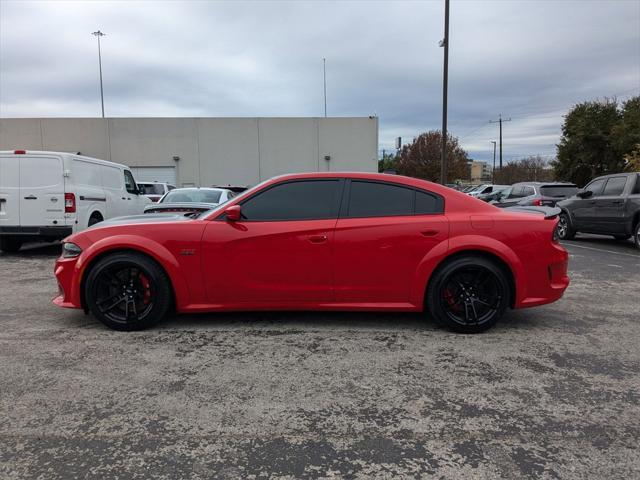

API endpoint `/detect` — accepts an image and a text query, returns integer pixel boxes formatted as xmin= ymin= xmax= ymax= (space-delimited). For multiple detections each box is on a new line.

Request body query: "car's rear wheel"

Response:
xmin=427 ymin=256 xmax=510 ymax=333
xmin=85 ymin=252 xmax=171 ymax=331
xmin=556 ymin=213 xmax=575 ymax=240
xmin=0 ymin=237 xmax=23 ymax=253
xmin=635 ymin=222 xmax=640 ymax=250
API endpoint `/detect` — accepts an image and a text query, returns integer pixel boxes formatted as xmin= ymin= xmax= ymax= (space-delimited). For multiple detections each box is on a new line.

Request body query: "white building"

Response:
xmin=0 ymin=117 xmax=379 ymax=187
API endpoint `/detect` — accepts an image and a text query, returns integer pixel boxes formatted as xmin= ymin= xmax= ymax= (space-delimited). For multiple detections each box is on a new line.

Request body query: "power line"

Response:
xmin=489 ymin=114 xmax=511 ymax=170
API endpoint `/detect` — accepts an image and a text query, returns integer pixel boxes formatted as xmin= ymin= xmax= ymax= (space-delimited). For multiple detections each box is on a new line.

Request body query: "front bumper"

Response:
xmin=53 ymin=255 xmax=83 ymax=309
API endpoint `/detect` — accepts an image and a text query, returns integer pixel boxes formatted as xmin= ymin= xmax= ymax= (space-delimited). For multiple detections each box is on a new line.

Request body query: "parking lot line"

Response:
xmin=561 ymin=242 xmax=640 ymax=259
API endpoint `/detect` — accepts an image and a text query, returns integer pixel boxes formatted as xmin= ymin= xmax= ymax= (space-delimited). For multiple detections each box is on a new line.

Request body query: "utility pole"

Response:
xmin=439 ymin=0 xmax=450 ymax=185
xmin=323 ymin=58 xmax=327 ymax=117
xmin=491 ymin=140 xmax=496 ymax=183
xmin=92 ymin=30 xmax=106 ymax=118
xmin=489 ymin=114 xmax=511 ymax=169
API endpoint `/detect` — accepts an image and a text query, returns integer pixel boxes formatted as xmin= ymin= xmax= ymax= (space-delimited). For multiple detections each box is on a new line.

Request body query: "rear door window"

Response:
xmin=347 ymin=181 xmax=414 ymax=217
xmin=521 ymin=186 xmax=535 ymax=196
xmin=602 ymin=177 xmax=627 ymax=196
xmin=415 ymin=190 xmax=444 ymax=214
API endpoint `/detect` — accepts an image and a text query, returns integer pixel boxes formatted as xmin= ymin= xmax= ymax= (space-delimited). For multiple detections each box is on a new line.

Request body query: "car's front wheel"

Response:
xmin=635 ymin=222 xmax=640 ymax=250
xmin=426 ymin=256 xmax=511 ymax=333
xmin=85 ymin=252 xmax=171 ymax=331
xmin=556 ymin=213 xmax=575 ymax=240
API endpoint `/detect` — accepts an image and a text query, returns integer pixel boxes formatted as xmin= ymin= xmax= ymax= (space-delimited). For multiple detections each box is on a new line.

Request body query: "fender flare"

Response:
xmin=410 ymin=235 xmax=526 ymax=308
xmin=72 ymin=234 xmax=190 ymax=309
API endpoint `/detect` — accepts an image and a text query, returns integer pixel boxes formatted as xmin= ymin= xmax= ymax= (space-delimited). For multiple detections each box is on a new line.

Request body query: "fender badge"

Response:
xmin=179 ymin=249 xmax=196 ymax=256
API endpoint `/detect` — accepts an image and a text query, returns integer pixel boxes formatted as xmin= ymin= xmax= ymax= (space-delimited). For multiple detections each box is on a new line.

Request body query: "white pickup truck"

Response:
xmin=0 ymin=150 xmax=150 ymax=252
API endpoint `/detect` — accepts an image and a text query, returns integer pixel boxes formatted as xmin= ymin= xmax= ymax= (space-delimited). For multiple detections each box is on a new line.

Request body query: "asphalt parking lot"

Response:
xmin=1 ymin=235 xmax=639 ymax=479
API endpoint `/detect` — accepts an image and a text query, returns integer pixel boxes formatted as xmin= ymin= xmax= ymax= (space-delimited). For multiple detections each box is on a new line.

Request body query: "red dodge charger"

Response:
xmin=54 ymin=172 xmax=569 ymax=333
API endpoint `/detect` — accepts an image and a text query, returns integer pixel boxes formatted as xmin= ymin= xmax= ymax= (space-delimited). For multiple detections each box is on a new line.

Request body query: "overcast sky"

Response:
xmin=1 ymin=0 xmax=638 ymax=163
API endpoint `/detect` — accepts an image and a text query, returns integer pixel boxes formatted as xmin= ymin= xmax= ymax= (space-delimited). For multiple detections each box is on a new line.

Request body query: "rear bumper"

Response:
xmin=0 ymin=225 xmax=72 ymax=238
xmin=515 ymin=244 xmax=570 ymax=308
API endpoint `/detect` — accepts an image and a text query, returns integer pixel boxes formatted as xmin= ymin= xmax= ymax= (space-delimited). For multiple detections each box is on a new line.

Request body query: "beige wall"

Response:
xmin=0 ymin=117 xmax=378 ymax=186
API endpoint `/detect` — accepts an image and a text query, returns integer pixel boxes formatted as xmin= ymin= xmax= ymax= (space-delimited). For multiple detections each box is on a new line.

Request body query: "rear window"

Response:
xmin=540 ymin=185 xmax=578 ymax=198
xmin=19 ymin=156 xmax=63 ymax=188
xmin=140 ymin=184 xmax=165 ymax=195
xmin=162 ymin=189 xmax=223 ymax=204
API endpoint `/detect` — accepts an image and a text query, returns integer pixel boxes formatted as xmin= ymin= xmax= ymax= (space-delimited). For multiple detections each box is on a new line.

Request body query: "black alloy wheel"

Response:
xmin=427 ymin=256 xmax=510 ymax=333
xmin=635 ymin=222 xmax=640 ymax=250
xmin=85 ymin=252 xmax=171 ymax=331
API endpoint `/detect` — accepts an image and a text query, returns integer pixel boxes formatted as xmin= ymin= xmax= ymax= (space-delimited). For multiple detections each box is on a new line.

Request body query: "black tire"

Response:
xmin=0 ymin=237 xmax=23 ymax=253
xmin=426 ymin=256 xmax=511 ymax=334
xmin=85 ymin=252 xmax=171 ymax=331
xmin=635 ymin=222 xmax=640 ymax=250
xmin=612 ymin=234 xmax=630 ymax=241
xmin=88 ymin=213 xmax=103 ymax=227
xmin=556 ymin=213 xmax=575 ymax=240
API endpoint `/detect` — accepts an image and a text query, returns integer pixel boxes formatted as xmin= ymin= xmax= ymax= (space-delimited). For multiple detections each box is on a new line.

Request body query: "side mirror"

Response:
xmin=577 ymin=189 xmax=592 ymax=199
xmin=225 ymin=205 xmax=242 ymax=221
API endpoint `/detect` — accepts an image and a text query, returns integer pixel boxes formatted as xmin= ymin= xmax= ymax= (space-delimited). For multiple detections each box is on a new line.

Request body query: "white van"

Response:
xmin=0 ymin=150 xmax=150 ymax=252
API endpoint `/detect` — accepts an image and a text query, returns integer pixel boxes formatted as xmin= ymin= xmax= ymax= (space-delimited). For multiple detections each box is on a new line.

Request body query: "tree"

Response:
xmin=494 ymin=156 xmax=555 ymax=184
xmin=395 ymin=130 xmax=469 ymax=182
xmin=553 ymin=96 xmax=640 ymax=186
xmin=378 ymin=152 xmax=398 ymax=173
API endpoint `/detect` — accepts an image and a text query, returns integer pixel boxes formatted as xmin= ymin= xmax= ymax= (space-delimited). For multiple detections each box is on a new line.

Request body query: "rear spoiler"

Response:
xmin=505 ymin=206 xmax=561 ymax=219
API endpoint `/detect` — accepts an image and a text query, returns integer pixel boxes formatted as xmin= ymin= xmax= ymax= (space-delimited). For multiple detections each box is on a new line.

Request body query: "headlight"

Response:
xmin=62 ymin=242 xmax=82 ymax=258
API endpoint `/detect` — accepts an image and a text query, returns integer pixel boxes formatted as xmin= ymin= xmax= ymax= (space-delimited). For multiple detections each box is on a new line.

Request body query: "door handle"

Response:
xmin=421 ymin=229 xmax=439 ymax=237
xmin=611 ymin=200 xmax=623 ymax=204
xmin=24 ymin=195 xmax=37 ymax=200
xmin=308 ymin=234 xmax=328 ymax=244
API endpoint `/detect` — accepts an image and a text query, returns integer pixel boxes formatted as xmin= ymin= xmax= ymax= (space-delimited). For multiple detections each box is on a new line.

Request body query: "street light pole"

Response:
xmin=491 ymin=140 xmax=496 ymax=183
xmin=439 ymin=0 xmax=450 ymax=185
xmin=92 ymin=30 xmax=106 ymax=118
xmin=323 ymin=58 xmax=327 ymax=118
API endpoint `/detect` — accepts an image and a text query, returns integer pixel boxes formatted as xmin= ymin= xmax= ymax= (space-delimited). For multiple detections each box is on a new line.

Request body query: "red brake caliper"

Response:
xmin=139 ymin=273 xmax=151 ymax=305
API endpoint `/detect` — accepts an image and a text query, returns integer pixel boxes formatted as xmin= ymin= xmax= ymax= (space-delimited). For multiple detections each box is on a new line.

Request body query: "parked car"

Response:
xmin=466 ymin=184 xmax=490 ymax=196
xmin=143 ymin=187 xmax=235 ymax=214
xmin=492 ymin=182 xmax=578 ymax=208
xmin=138 ymin=182 xmax=176 ymax=202
xmin=477 ymin=185 xmax=511 ymax=203
xmin=556 ymin=172 xmax=640 ymax=248
xmin=211 ymin=184 xmax=249 ymax=193
xmin=54 ymin=172 xmax=569 ymax=333
xmin=0 ymin=150 xmax=150 ymax=253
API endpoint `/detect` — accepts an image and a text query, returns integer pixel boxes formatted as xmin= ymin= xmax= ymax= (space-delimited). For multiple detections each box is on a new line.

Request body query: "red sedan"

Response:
xmin=53 ymin=172 xmax=569 ymax=333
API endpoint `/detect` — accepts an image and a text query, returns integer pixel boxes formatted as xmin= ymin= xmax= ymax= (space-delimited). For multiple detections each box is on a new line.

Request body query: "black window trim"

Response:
xmin=216 ymin=178 xmax=345 ymax=222
xmin=339 ymin=179 xmax=445 ymax=219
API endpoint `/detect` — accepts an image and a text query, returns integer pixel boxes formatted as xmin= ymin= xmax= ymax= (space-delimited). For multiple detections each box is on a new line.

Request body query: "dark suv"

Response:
xmin=556 ymin=172 xmax=640 ymax=248
xmin=492 ymin=182 xmax=578 ymax=208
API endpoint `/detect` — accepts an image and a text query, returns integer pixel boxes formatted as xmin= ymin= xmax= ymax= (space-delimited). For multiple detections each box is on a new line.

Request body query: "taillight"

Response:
xmin=14 ymin=149 xmax=26 ymax=154
xmin=65 ymin=193 xmax=76 ymax=213
xmin=532 ymin=199 xmax=543 ymax=206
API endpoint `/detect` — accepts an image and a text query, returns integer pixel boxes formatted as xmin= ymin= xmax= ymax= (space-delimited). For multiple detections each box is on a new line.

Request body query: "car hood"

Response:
xmin=90 ymin=213 xmax=195 ymax=228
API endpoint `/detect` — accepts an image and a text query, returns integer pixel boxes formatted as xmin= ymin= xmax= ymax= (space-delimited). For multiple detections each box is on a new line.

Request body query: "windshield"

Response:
xmin=139 ymin=183 xmax=164 ymax=195
xmin=162 ymin=189 xmax=223 ymax=204
xmin=540 ymin=185 xmax=578 ymax=198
